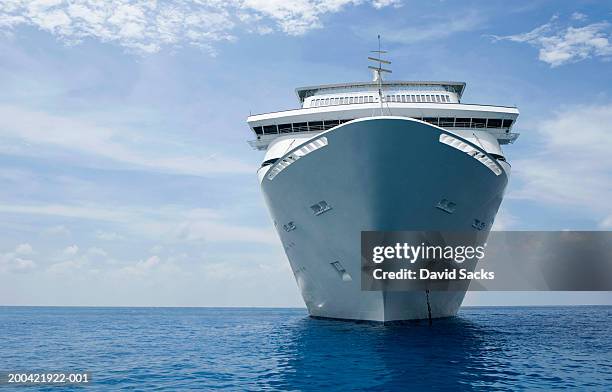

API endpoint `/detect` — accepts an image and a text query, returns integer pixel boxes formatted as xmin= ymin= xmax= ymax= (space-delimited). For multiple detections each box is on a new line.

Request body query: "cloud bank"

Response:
xmin=490 ymin=15 xmax=612 ymax=67
xmin=0 ymin=0 xmax=401 ymax=54
xmin=509 ymin=103 xmax=612 ymax=227
xmin=0 ymin=104 xmax=252 ymax=175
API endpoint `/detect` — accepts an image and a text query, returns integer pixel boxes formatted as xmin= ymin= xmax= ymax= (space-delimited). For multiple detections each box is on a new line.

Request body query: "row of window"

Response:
xmin=311 ymin=96 xmax=374 ymax=107
xmin=386 ymin=94 xmax=451 ymax=103
xmin=253 ymin=117 xmax=514 ymax=135
xmin=310 ymin=93 xmax=452 ymax=108
xmin=256 ymin=120 xmax=350 ymax=135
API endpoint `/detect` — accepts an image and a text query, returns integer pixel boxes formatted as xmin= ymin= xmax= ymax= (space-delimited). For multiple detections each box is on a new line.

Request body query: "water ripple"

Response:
xmin=0 ymin=306 xmax=610 ymax=391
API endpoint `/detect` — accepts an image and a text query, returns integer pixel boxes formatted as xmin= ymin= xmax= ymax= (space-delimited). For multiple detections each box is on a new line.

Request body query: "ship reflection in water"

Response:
xmin=267 ymin=317 xmax=494 ymax=391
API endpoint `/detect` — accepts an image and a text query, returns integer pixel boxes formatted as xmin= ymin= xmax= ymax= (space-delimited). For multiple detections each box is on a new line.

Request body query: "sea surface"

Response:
xmin=0 ymin=306 xmax=610 ymax=391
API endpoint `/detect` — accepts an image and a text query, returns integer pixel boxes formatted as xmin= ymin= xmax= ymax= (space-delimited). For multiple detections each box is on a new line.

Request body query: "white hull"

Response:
xmin=259 ymin=117 xmax=508 ymax=322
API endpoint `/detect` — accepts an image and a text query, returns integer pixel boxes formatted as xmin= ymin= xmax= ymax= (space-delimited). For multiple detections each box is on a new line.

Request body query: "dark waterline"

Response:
xmin=1 ymin=306 xmax=610 ymax=391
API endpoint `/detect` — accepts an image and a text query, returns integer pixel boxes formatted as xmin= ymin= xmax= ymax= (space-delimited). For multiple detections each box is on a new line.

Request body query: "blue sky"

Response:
xmin=0 ymin=0 xmax=611 ymax=306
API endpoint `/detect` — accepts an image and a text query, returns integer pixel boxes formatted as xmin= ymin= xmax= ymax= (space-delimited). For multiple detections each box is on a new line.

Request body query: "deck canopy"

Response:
xmin=296 ymin=81 xmax=466 ymax=104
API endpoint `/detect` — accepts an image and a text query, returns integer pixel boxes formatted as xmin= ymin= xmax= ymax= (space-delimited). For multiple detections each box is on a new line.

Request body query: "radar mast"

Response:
xmin=368 ymin=35 xmax=392 ymax=116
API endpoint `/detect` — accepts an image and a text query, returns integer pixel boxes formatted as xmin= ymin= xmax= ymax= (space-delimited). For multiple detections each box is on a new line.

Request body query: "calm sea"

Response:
xmin=0 ymin=306 xmax=610 ymax=391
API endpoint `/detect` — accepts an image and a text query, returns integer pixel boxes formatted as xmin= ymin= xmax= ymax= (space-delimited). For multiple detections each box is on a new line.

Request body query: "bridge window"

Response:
xmin=263 ymin=125 xmax=278 ymax=134
xmin=309 ymin=121 xmax=324 ymax=131
xmin=455 ymin=118 xmax=470 ymax=127
xmin=253 ymin=126 xmax=263 ymax=135
xmin=487 ymin=119 xmax=502 ymax=128
xmin=358 ymin=96 xmax=363 ymax=104
xmin=439 ymin=118 xmax=454 ymax=127
xmin=368 ymin=96 xmax=374 ymax=103
xmin=324 ymin=120 xmax=339 ymax=129
xmin=278 ymin=123 xmax=293 ymax=133
xmin=293 ymin=122 xmax=308 ymax=132
xmin=502 ymin=119 xmax=513 ymax=128
xmin=350 ymin=97 xmax=355 ymax=104
xmin=471 ymin=118 xmax=486 ymax=128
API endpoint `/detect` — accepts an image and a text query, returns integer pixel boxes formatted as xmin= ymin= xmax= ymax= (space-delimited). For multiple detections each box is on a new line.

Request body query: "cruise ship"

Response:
xmin=247 ymin=51 xmax=519 ymax=322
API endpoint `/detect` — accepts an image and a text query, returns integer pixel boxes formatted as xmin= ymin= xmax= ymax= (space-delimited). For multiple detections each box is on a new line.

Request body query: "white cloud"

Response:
xmin=509 ymin=103 xmax=612 ymax=223
xmin=571 ymin=12 xmax=587 ymax=22
xmin=48 ymin=258 xmax=84 ymax=273
xmin=491 ymin=210 xmax=518 ymax=231
xmin=490 ymin=16 xmax=612 ymax=67
xmin=0 ymin=202 xmax=277 ymax=245
xmin=87 ymin=247 xmax=108 ymax=257
xmin=0 ymin=203 xmax=131 ymax=221
xmin=95 ymin=231 xmax=124 ymax=241
xmin=379 ymin=10 xmax=484 ymax=45
xmin=0 ymin=104 xmax=252 ymax=176
xmin=44 ymin=225 xmax=71 ymax=236
xmin=0 ymin=0 xmax=400 ymax=54
xmin=15 ymin=243 xmax=34 ymax=255
xmin=118 ymin=255 xmax=182 ymax=276
xmin=63 ymin=244 xmax=79 ymax=255
xmin=0 ymin=246 xmax=36 ymax=273
xmin=139 ymin=255 xmax=160 ymax=269
xmin=600 ymin=214 xmax=612 ymax=229
xmin=370 ymin=0 xmax=401 ymax=10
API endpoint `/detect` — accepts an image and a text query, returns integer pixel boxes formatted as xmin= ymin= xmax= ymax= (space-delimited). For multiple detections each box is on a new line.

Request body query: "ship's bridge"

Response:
xmin=247 ymin=80 xmax=519 ymax=151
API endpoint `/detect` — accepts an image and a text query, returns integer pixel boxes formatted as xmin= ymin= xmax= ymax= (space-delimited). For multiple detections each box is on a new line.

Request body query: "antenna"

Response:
xmin=368 ymin=35 xmax=391 ymax=115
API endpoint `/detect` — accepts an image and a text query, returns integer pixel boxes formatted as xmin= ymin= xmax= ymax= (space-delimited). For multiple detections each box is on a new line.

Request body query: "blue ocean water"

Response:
xmin=0 ymin=306 xmax=610 ymax=391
